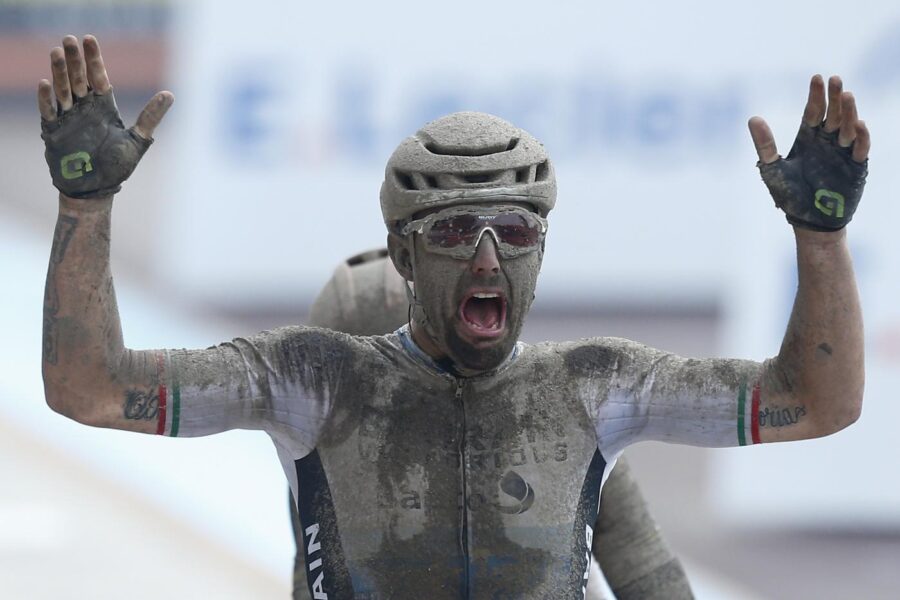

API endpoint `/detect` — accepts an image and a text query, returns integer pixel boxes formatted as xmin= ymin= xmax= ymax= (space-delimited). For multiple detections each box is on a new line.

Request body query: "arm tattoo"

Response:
xmin=123 ymin=389 xmax=160 ymax=420
xmin=758 ymin=405 xmax=807 ymax=428
xmin=42 ymin=215 xmax=78 ymax=365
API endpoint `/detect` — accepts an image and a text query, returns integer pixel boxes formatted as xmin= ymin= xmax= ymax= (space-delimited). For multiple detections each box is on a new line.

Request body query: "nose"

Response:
xmin=471 ymin=230 xmax=501 ymax=276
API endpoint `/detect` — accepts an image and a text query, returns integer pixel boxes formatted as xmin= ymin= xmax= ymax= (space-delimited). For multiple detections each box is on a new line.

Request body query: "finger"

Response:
xmin=822 ymin=75 xmax=843 ymax=133
xmin=748 ymin=116 xmax=779 ymax=164
xmin=852 ymin=120 xmax=870 ymax=163
xmin=838 ymin=92 xmax=858 ymax=148
xmin=802 ymin=74 xmax=826 ymax=127
xmin=37 ymin=79 xmax=56 ymax=121
xmin=50 ymin=46 xmax=73 ymax=111
xmin=132 ymin=91 xmax=175 ymax=139
xmin=62 ymin=35 xmax=88 ymax=98
xmin=83 ymin=35 xmax=111 ymax=94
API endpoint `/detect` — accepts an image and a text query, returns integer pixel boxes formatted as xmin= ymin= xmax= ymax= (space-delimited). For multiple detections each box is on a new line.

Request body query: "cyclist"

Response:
xmin=290 ymin=249 xmax=692 ymax=599
xmin=40 ymin=35 xmax=868 ymax=598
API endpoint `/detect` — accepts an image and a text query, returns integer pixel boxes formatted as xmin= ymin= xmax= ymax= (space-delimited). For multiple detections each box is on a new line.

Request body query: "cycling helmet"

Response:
xmin=380 ymin=112 xmax=556 ymax=229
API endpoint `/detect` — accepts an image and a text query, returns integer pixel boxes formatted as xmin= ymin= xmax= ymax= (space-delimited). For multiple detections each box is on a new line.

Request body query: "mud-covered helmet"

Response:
xmin=308 ymin=248 xmax=408 ymax=335
xmin=380 ymin=112 xmax=556 ymax=230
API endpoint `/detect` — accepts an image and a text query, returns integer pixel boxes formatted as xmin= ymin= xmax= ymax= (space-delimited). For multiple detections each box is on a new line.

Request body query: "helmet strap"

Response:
xmin=405 ymin=237 xmax=441 ymax=348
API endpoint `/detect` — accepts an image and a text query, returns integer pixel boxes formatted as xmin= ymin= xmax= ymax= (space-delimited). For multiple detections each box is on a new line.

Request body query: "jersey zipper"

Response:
xmin=455 ymin=378 xmax=470 ymax=597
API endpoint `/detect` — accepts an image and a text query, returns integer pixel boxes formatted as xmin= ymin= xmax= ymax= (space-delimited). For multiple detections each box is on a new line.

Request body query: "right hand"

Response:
xmin=38 ymin=35 xmax=174 ymax=200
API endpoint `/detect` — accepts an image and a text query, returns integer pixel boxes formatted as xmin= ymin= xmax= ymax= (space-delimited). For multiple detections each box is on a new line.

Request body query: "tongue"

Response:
xmin=464 ymin=297 xmax=501 ymax=329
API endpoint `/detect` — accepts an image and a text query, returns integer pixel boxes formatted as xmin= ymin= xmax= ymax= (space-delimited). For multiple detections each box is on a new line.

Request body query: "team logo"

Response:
xmin=60 ymin=151 xmax=93 ymax=180
xmin=814 ymin=188 xmax=845 ymax=218
xmin=496 ymin=469 xmax=535 ymax=514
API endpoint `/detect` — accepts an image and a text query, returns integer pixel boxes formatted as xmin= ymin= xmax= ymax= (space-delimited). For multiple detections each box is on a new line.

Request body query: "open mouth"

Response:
xmin=458 ymin=290 xmax=507 ymax=339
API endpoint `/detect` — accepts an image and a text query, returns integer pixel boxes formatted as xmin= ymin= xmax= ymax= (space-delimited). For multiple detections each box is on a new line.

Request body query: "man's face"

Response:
xmin=405 ymin=203 xmax=545 ymax=373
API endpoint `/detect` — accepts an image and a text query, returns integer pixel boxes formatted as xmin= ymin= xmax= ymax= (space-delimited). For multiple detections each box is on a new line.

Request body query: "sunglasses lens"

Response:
xmin=427 ymin=213 xmax=482 ymax=248
xmin=491 ymin=213 xmax=543 ymax=247
xmin=422 ymin=210 xmax=545 ymax=255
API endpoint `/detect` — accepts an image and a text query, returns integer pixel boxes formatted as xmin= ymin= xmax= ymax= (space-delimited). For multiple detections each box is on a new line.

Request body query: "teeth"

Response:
xmin=473 ymin=293 xmax=499 ymax=299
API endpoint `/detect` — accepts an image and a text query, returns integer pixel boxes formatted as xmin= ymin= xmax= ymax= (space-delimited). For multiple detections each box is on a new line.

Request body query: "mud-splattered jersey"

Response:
xmin=154 ymin=325 xmax=761 ymax=599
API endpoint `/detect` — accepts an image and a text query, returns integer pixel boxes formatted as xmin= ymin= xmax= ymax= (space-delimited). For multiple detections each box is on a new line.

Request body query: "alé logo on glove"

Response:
xmin=815 ymin=188 xmax=846 ymax=219
xmin=60 ymin=151 xmax=93 ymax=180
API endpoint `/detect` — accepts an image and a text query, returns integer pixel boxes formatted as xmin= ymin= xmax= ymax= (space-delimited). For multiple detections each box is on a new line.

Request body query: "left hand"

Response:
xmin=749 ymin=75 xmax=870 ymax=231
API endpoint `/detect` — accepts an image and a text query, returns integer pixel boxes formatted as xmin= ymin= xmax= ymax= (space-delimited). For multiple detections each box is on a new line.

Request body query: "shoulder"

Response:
xmin=531 ymin=337 xmax=666 ymax=378
xmin=242 ymin=325 xmax=385 ymax=372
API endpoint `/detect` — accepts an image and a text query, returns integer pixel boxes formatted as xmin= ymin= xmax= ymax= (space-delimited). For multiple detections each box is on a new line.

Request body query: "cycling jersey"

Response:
xmin=154 ymin=325 xmax=760 ymax=599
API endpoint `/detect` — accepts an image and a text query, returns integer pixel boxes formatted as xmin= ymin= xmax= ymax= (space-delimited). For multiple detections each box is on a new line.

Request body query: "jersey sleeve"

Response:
xmin=154 ymin=326 xmax=358 ymax=453
xmin=567 ymin=337 xmax=764 ymax=457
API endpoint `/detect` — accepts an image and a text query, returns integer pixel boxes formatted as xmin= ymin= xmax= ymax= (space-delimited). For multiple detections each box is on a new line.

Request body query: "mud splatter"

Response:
xmin=563 ymin=343 xmax=619 ymax=378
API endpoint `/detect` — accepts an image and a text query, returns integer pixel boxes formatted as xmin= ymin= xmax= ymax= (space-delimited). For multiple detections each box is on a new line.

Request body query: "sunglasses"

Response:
xmin=401 ymin=206 xmax=548 ymax=259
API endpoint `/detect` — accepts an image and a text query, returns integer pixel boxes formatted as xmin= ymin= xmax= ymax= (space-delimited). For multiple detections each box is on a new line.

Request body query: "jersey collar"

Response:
xmin=395 ymin=324 xmax=521 ymax=379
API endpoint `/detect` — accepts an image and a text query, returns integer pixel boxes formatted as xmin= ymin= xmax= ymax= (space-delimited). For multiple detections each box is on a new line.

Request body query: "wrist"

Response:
xmin=793 ymin=226 xmax=850 ymax=267
xmin=59 ymin=192 xmax=113 ymax=214
xmin=793 ymin=225 xmax=847 ymax=248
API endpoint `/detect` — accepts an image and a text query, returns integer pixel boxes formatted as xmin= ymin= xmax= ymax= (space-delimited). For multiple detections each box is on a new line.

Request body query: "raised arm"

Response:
xmin=40 ymin=35 xmax=174 ymax=432
xmin=750 ymin=75 xmax=868 ymax=443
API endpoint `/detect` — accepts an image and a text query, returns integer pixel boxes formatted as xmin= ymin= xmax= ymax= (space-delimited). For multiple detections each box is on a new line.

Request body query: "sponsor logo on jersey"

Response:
xmin=569 ymin=449 xmax=607 ymax=597
xmin=582 ymin=524 xmax=594 ymax=597
xmin=295 ymin=450 xmax=354 ymax=598
xmin=496 ymin=469 xmax=535 ymax=515
xmin=305 ymin=523 xmax=328 ymax=599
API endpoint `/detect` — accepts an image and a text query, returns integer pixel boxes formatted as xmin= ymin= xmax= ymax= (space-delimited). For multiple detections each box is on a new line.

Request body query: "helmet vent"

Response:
xmin=515 ymin=167 xmax=532 ymax=183
xmin=425 ymin=174 xmax=439 ymax=188
xmin=462 ymin=171 xmax=503 ymax=184
xmin=535 ymin=160 xmax=550 ymax=181
xmin=423 ymin=137 xmax=520 ymax=157
xmin=346 ymin=248 xmax=389 ymax=267
xmin=394 ymin=169 xmax=417 ymax=190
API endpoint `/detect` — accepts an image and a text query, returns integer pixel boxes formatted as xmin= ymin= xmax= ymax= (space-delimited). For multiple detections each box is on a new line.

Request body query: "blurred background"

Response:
xmin=2 ymin=0 xmax=899 ymax=597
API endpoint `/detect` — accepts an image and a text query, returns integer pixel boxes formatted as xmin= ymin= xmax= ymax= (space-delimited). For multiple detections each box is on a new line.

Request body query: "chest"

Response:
xmin=295 ymin=370 xmax=603 ymax=598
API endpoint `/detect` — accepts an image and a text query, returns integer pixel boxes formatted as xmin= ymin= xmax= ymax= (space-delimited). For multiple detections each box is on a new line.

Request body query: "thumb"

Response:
xmin=132 ymin=91 xmax=174 ymax=140
xmin=748 ymin=116 xmax=779 ymax=164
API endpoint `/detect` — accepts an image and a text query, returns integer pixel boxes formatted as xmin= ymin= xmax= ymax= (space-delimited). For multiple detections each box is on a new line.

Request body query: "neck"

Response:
xmin=409 ymin=317 xmax=514 ymax=378
xmin=410 ymin=317 xmax=446 ymax=361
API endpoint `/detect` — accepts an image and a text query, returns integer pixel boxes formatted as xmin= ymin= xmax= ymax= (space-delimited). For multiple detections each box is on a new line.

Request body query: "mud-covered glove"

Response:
xmin=41 ymin=90 xmax=152 ymax=199
xmin=758 ymin=122 xmax=867 ymax=232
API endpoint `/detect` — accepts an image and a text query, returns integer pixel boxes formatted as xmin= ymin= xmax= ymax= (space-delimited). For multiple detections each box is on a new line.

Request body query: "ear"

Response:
xmin=387 ymin=233 xmax=414 ymax=281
